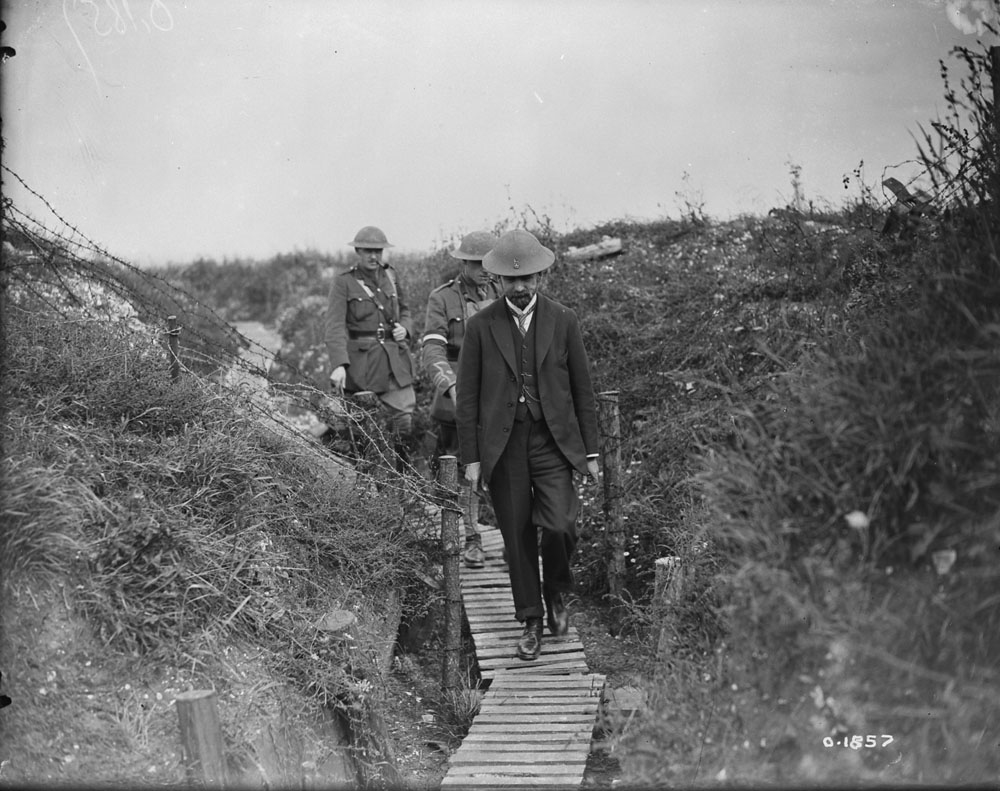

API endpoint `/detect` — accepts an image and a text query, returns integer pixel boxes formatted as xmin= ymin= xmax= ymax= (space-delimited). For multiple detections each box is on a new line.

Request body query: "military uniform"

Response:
xmin=325 ymin=262 xmax=416 ymax=428
xmin=421 ymin=274 xmax=499 ymax=565
xmin=421 ymin=230 xmax=501 ymax=567
xmin=421 ymin=275 xmax=500 ymax=428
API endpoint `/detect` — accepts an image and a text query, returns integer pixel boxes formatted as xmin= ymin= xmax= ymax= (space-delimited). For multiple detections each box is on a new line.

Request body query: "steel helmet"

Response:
xmin=348 ymin=226 xmax=393 ymax=249
xmin=483 ymin=229 xmax=554 ymax=276
xmin=450 ymin=230 xmax=499 ymax=261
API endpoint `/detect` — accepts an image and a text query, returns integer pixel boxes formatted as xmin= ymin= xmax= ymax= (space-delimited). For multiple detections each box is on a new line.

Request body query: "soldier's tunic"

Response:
xmin=325 ymin=264 xmax=415 ymax=411
xmin=420 ymin=275 xmax=499 ymax=426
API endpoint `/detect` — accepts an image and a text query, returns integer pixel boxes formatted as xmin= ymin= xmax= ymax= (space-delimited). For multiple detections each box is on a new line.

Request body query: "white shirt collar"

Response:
xmin=505 ymin=294 xmax=538 ymax=316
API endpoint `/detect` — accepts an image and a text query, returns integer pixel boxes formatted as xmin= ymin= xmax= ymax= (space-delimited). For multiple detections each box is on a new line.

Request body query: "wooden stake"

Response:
xmin=596 ymin=391 xmax=625 ymax=602
xmin=653 ymin=556 xmax=684 ymax=661
xmin=990 ymin=46 xmax=1000 ymax=207
xmin=166 ymin=315 xmax=180 ymax=382
xmin=439 ymin=455 xmax=462 ymax=691
xmin=175 ymin=689 xmax=227 ymax=786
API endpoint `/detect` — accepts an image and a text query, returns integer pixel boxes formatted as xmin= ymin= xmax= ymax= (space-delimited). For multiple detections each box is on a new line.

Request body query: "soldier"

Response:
xmin=421 ymin=231 xmax=500 ymax=567
xmin=326 ymin=226 xmax=416 ymax=469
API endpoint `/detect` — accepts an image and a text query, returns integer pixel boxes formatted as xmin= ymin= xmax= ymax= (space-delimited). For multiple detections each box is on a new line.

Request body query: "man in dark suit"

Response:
xmin=456 ymin=229 xmax=600 ymax=661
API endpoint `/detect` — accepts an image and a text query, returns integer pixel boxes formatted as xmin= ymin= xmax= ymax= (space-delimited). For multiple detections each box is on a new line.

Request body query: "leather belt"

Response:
xmin=349 ymin=328 xmax=387 ymax=340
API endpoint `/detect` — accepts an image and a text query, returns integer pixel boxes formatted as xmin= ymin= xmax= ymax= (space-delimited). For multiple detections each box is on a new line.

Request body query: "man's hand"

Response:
xmin=586 ymin=458 xmax=600 ymax=485
xmin=329 ymin=365 xmax=347 ymax=391
xmin=446 ymin=384 xmax=457 ymax=400
xmin=392 ymin=324 xmax=407 ymax=342
xmin=464 ymin=461 xmax=481 ymax=486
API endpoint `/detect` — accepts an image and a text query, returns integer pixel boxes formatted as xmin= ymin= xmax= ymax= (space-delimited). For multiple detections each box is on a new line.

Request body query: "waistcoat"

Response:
xmin=510 ymin=313 xmax=543 ymax=422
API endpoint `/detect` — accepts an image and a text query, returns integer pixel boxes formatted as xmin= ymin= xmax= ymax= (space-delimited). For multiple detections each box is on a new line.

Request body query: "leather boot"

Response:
xmin=516 ymin=617 xmax=543 ymax=661
xmin=463 ymin=535 xmax=485 ymax=568
xmin=545 ymin=591 xmax=569 ymax=636
xmin=459 ymin=486 xmax=484 ymax=567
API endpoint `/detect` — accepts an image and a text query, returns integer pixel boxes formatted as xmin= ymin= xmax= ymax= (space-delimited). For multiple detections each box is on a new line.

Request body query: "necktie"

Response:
xmin=514 ymin=306 xmax=533 ymax=337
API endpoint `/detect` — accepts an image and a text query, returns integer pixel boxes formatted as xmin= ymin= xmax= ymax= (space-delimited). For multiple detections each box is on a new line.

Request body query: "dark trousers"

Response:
xmin=489 ymin=412 xmax=579 ymax=622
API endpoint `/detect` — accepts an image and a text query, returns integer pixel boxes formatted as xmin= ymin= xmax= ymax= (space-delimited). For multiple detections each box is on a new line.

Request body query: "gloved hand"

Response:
xmin=330 ymin=365 xmax=347 ymax=390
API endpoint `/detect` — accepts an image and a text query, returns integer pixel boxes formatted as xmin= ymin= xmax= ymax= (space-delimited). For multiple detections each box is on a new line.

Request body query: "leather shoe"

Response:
xmin=545 ymin=591 xmax=569 ymax=636
xmin=463 ymin=539 xmax=485 ymax=569
xmin=516 ymin=617 xmax=543 ymax=661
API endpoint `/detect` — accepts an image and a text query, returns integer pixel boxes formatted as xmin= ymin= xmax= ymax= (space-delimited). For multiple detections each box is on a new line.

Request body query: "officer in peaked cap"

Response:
xmin=325 ymin=226 xmax=417 ymax=469
xmin=455 ymin=229 xmax=600 ymax=661
xmin=420 ymin=230 xmax=501 ymax=568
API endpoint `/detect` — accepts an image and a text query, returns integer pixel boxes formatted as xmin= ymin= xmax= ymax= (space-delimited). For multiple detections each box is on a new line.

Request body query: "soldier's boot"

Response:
xmin=460 ymin=485 xmax=485 ymax=568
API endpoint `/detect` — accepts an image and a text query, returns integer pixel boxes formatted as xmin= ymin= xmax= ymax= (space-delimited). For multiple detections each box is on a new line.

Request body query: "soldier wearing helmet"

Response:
xmin=326 ymin=226 xmax=416 ymax=467
xmin=420 ymin=230 xmax=501 ymax=568
xmin=456 ymin=229 xmax=600 ymax=661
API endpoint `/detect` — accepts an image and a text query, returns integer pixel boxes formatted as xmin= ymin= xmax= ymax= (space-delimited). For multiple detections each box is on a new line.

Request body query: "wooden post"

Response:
xmin=166 ymin=315 xmax=181 ymax=382
xmin=438 ymin=455 xmax=462 ymax=691
xmin=597 ymin=391 xmax=626 ymax=602
xmin=990 ymin=46 xmax=1000 ymax=208
xmin=175 ymin=689 xmax=227 ymax=786
xmin=653 ymin=556 xmax=685 ymax=662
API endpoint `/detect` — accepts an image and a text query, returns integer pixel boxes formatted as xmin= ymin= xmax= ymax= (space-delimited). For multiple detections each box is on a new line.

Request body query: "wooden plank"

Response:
xmin=472 ymin=716 xmax=596 ymax=726
xmin=476 ymin=639 xmax=584 ymax=652
xmin=476 ymin=646 xmax=585 ymax=660
xmin=478 ymin=655 xmax=589 ymax=668
xmin=461 ymin=571 xmax=511 ymax=580
xmin=464 ymin=607 xmax=516 ymax=614
xmin=461 ymin=596 xmax=510 ymax=602
xmin=457 ymin=737 xmax=591 ymax=748
xmin=479 ymin=700 xmax=598 ymax=708
xmin=480 ymin=664 xmax=591 ymax=676
xmin=479 ymin=697 xmax=599 ymax=709
xmin=481 ymin=689 xmax=600 ymax=701
xmin=483 ymin=693 xmax=602 ymax=703
xmin=476 ymin=711 xmax=597 ymax=722
xmin=464 ymin=610 xmax=518 ymax=619
xmin=467 ymin=721 xmax=594 ymax=732
xmin=463 ymin=600 xmax=516 ymax=608
xmin=442 ymin=777 xmax=581 ymax=788
xmin=475 ymin=636 xmax=583 ymax=649
xmin=473 ymin=625 xmax=581 ymax=636
xmin=446 ymin=764 xmax=587 ymax=776
xmin=464 ymin=732 xmax=592 ymax=744
xmin=449 ymin=750 xmax=590 ymax=764
xmin=489 ymin=673 xmax=602 ymax=685
xmin=482 ymin=687 xmax=598 ymax=697
xmin=480 ymin=653 xmax=589 ymax=665
xmin=461 ymin=592 xmax=512 ymax=600
xmin=487 ymin=677 xmax=604 ymax=690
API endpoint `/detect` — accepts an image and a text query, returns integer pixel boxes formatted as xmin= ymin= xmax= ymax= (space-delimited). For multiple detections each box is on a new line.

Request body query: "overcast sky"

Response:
xmin=1 ymin=0 xmax=995 ymax=265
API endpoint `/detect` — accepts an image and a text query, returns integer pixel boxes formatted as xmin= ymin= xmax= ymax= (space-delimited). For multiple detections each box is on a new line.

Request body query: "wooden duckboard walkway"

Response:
xmin=442 ymin=525 xmax=606 ymax=789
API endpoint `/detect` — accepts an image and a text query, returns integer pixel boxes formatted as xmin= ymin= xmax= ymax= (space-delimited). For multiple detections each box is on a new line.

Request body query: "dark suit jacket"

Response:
xmin=456 ymin=293 xmax=599 ymax=482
